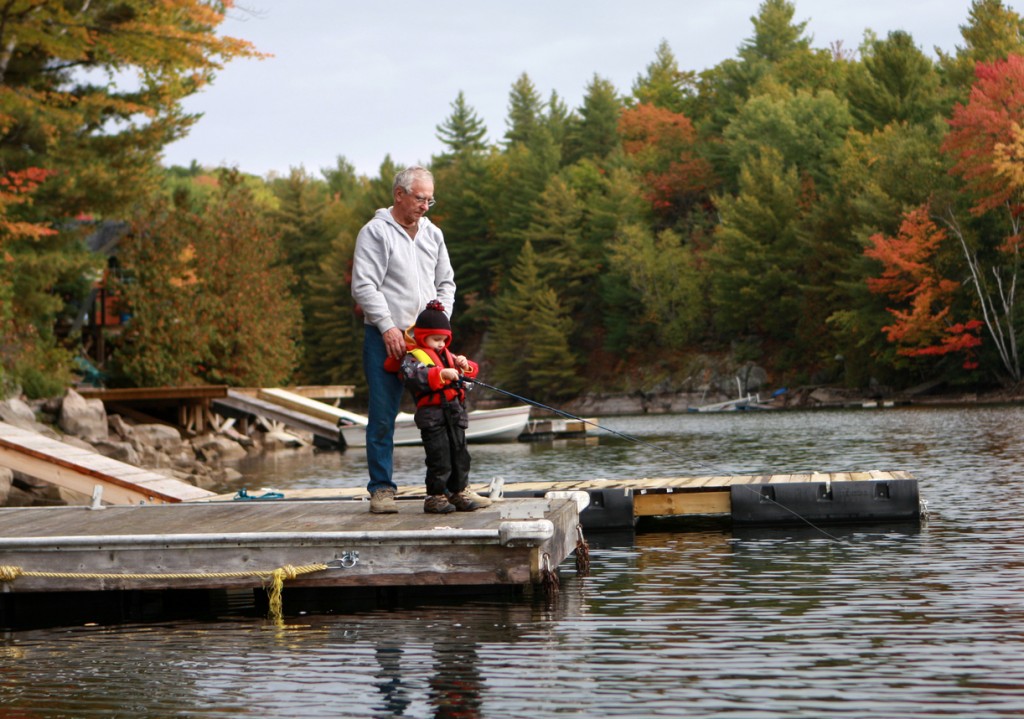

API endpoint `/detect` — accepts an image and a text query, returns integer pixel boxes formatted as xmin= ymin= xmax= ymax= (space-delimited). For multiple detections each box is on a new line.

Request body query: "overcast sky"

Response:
xmin=160 ymin=1 xmax=986 ymax=179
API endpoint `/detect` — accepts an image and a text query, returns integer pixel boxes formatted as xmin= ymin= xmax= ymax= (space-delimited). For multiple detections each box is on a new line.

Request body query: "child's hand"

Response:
xmin=454 ymin=355 xmax=469 ymax=371
xmin=440 ymin=368 xmax=460 ymax=383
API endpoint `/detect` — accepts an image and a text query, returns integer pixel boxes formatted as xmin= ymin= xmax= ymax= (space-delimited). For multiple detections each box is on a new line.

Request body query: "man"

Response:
xmin=351 ymin=166 xmax=455 ymax=513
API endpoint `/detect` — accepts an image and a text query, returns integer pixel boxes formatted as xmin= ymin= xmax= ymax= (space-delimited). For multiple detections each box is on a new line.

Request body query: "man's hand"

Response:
xmin=383 ymin=327 xmax=405 ymax=360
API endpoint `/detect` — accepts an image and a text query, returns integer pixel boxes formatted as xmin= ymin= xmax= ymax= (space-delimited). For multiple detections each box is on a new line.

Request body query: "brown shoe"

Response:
xmin=448 ymin=491 xmax=481 ymax=512
xmin=424 ymin=495 xmax=456 ymax=514
xmin=369 ymin=488 xmax=398 ymax=514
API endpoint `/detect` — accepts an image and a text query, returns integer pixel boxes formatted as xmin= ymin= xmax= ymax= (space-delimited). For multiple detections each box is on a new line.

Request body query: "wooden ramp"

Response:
xmin=212 ymin=389 xmax=344 ymax=448
xmin=0 ymin=494 xmax=584 ymax=594
xmin=257 ymin=387 xmax=368 ymax=426
xmin=0 ymin=421 xmax=215 ymax=505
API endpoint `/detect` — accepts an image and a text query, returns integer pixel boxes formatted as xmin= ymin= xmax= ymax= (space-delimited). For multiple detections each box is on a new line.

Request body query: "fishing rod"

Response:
xmin=466 ymin=377 xmax=699 ymax=466
xmin=464 ymin=376 xmax=844 ymax=542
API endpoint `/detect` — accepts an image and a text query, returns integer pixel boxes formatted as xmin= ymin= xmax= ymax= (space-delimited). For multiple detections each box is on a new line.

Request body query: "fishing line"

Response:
xmin=466 ymin=377 xmax=844 ymax=542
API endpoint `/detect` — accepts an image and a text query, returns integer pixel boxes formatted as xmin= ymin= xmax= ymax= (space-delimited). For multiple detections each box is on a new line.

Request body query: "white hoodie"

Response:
xmin=351 ymin=207 xmax=456 ymax=334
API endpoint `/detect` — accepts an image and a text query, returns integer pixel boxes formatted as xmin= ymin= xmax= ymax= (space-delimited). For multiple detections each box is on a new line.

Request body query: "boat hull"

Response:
xmin=339 ymin=405 xmax=531 ymax=448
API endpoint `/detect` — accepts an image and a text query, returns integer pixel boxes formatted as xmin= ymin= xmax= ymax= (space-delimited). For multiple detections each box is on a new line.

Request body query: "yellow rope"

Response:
xmin=0 ymin=563 xmax=329 ymax=623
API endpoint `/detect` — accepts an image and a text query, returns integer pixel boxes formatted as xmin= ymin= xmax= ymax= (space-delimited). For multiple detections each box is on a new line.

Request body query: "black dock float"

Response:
xmin=729 ymin=478 xmax=921 ymax=525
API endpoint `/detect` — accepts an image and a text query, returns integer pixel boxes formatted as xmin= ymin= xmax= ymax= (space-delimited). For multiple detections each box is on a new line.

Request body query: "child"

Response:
xmin=386 ymin=300 xmax=482 ymax=514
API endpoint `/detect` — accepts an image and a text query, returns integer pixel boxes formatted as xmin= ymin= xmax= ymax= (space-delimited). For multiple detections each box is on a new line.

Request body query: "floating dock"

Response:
xmin=0 ymin=492 xmax=585 ymax=628
xmin=260 ymin=470 xmax=920 ymax=530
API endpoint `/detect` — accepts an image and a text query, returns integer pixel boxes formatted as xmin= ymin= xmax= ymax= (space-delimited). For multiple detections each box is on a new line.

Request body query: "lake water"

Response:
xmin=3 ymin=405 xmax=1024 ymax=718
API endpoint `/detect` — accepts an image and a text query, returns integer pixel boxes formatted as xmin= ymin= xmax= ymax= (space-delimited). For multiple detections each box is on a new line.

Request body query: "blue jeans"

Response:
xmin=363 ymin=326 xmax=404 ymax=494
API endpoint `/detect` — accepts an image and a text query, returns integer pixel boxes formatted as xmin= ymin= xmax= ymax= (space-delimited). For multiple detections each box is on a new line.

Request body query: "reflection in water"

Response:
xmin=4 ymin=407 xmax=1024 ymax=718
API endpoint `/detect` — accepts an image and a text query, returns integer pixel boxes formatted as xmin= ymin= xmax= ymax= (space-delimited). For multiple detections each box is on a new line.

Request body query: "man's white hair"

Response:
xmin=393 ymin=166 xmax=433 ymax=194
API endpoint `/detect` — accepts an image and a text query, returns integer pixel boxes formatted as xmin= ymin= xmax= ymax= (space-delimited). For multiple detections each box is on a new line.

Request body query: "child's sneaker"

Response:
xmin=424 ymin=495 xmax=456 ymax=514
xmin=448 ymin=492 xmax=481 ymax=512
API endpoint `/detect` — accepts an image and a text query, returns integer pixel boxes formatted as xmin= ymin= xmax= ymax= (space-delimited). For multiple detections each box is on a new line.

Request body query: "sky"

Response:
xmin=160 ymin=0 xmax=986 ymax=179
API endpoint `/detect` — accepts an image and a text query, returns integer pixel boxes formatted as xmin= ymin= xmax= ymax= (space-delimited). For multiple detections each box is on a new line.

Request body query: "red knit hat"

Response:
xmin=413 ymin=300 xmax=452 ymax=346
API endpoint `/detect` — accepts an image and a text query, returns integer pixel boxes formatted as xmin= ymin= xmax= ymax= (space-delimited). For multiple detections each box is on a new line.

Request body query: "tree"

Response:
xmin=864 ymin=205 xmax=982 ymax=370
xmin=707 ymin=148 xmax=804 ymax=342
xmin=520 ymin=175 xmax=593 ymax=324
xmin=112 ymin=199 xmax=213 ymax=387
xmin=739 ymin=0 xmax=810 ymax=64
xmin=721 ymin=88 xmax=854 ymax=194
xmin=487 ymin=241 xmax=581 ymax=400
xmin=302 ymin=160 xmax=380 ymax=387
xmin=630 ymin=39 xmax=695 ymax=113
xmin=0 ymin=167 xmax=80 ymax=396
xmin=114 ymin=176 xmax=300 ymax=387
xmin=608 ymin=223 xmax=705 ymax=350
xmin=545 ymin=90 xmax=572 ymax=151
xmin=0 ymin=1 xmax=262 ymax=217
xmin=434 ymin=91 xmax=489 ymax=167
xmin=692 ymin=0 xmax=839 ymax=161
xmin=846 ymin=30 xmax=945 ymax=132
xmin=939 ymin=0 xmax=1024 ymax=99
xmin=563 ymin=75 xmax=622 ymax=165
xmin=0 ymin=0 xmax=262 ymax=393
xmin=939 ymin=54 xmax=1024 ymax=382
xmin=504 ymin=73 xmax=545 ymax=147
xmin=619 ymin=103 xmax=716 ymax=226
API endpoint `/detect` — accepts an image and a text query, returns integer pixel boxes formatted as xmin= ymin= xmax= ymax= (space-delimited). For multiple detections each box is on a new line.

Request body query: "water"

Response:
xmin=4 ymin=406 xmax=1024 ymax=718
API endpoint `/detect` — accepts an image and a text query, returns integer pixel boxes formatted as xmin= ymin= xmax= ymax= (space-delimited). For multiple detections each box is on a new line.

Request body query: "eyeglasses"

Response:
xmin=406 ymin=191 xmax=435 ymax=208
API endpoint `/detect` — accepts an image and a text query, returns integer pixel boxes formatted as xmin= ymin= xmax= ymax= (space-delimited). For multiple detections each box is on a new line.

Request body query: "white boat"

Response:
xmin=338 ymin=404 xmax=532 ymax=447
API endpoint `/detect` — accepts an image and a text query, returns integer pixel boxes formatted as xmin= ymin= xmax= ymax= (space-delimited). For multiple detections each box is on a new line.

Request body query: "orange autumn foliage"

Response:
xmin=865 ymin=205 xmax=982 ymax=368
xmin=619 ymin=103 xmax=715 ymax=217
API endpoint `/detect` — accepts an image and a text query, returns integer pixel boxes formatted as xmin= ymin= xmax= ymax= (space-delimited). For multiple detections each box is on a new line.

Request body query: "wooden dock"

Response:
xmin=246 ymin=470 xmax=920 ymax=529
xmin=212 ymin=389 xmax=345 ymax=449
xmin=0 ymin=494 xmax=584 ymax=595
xmin=518 ymin=417 xmax=592 ymax=442
xmin=0 ymin=421 xmax=214 ymax=504
xmin=77 ymin=385 xmax=354 ymax=443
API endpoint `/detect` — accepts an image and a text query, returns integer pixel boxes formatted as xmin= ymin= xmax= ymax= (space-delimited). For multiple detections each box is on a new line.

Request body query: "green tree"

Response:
xmin=630 ymin=39 xmax=695 ymax=113
xmin=504 ymin=73 xmax=545 ymax=147
xmin=429 ymin=149 xmax=500 ymax=333
xmin=545 ymin=90 xmax=573 ymax=151
xmin=434 ymin=91 xmax=489 ymax=168
xmin=302 ymin=160 xmax=379 ymax=386
xmin=707 ymin=148 xmax=805 ymax=343
xmin=113 ymin=199 xmax=212 ymax=386
xmin=608 ymin=223 xmax=705 ymax=350
xmin=847 ymin=30 xmax=945 ymax=132
xmin=721 ymin=88 xmax=854 ymax=194
xmin=563 ymin=75 xmax=622 ymax=165
xmin=488 ymin=241 xmax=580 ymax=399
xmin=114 ymin=177 xmax=300 ymax=387
xmin=520 ymin=175 xmax=593 ymax=322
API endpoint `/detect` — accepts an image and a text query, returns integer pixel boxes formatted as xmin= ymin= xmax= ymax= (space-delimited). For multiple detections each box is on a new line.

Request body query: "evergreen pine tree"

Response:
xmin=489 ymin=241 xmax=580 ymax=399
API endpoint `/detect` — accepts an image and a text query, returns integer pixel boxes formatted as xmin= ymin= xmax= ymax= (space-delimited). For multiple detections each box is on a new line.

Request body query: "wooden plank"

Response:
xmin=257 ymin=388 xmax=368 ymax=426
xmin=0 ymin=421 xmax=214 ymax=504
xmin=289 ymin=385 xmax=355 ymax=399
xmin=214 ymin=392 xmax=343 ymax=444
xmin=77 ymin=386 xmax=228 ymax=401
xmin=634 ymin=490 xmax=731 ymax=517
